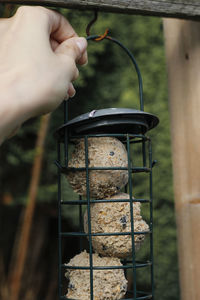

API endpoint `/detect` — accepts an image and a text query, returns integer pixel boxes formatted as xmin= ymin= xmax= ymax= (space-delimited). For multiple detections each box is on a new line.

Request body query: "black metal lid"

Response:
xmin=54 ymin=108 xmax=159 ymax=141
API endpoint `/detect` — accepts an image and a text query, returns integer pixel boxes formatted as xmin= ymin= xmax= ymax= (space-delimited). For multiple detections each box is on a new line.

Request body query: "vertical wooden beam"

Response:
xmin=163 ymin=19 xmax=200 ymax=300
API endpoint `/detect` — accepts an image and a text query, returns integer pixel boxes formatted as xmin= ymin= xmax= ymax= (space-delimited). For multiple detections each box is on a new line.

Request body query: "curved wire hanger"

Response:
xmin=85 ymin=11 xmax=144 ymax=111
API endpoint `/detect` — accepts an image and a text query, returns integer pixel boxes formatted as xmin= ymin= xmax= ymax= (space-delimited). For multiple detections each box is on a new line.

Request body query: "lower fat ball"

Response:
xmin=84 ymin=193 xmax=149 ymax=258
xmin=65 ymin=251 xmax=127 ymax=300
xmin=66 ymin=137 xmax=128 ymax=199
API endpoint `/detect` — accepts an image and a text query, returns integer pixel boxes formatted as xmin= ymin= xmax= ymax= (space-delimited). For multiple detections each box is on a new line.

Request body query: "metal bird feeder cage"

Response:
xmin=54 ymin=29 xmax=159 ymax=300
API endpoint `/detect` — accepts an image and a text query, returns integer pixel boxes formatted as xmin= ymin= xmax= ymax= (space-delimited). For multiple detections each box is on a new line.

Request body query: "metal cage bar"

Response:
xmin=126 ymin=134 xmax=137 ymax=299
xmin=148 ymin=140 xmax=154 ymax=299
xmin=56 ymin=128 xmax=154 ymax=299
xmin=57 ymin=140 xmax=62 ymax=299
xmin=84 ymin=136 xmax=94 ymax=300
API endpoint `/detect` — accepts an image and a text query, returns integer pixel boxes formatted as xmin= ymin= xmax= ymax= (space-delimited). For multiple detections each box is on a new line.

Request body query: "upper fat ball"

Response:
xmin=66 ymin=137 xmax=129 ymax=199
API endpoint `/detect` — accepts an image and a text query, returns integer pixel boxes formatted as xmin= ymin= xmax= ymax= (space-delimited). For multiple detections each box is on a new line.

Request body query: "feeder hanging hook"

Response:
xmin=86 ymin=10 xmax=109 ymax=41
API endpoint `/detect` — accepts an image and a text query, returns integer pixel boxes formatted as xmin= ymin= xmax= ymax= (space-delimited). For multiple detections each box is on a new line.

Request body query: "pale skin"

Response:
xmin=0 ymin=6 xmax=88 ymax=144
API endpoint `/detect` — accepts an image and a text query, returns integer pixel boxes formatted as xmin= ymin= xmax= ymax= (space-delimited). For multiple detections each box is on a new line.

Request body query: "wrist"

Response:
xmin=0 ymin=69 xmax=30 ymax=144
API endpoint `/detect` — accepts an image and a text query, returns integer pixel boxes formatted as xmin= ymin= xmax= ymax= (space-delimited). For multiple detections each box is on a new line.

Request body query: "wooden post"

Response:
xmin=163 ymin=19 xmax=200 ymax=300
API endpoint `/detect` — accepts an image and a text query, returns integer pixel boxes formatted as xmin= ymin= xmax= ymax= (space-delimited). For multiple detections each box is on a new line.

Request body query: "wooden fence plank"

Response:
xmin=1 ymin=0 xmax=200 ymax=20
xmin=164 ymin=19 xmax=200 ymax=300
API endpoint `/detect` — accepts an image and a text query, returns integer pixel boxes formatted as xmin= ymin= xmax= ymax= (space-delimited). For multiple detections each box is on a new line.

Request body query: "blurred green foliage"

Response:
xmin=0 ymin=6 xmax=179 ymax=299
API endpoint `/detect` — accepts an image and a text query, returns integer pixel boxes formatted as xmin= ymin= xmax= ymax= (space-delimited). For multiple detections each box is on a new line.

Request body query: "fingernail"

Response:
xmin=82 ymin=52 xmax=88 ymax=66
xmin=76 ymin=37 xmax=87 ymax=53
xmin=83 ymin=61 xmax=88 ymax=67
xmin=70 ymin=89 xmax=76 ymax=98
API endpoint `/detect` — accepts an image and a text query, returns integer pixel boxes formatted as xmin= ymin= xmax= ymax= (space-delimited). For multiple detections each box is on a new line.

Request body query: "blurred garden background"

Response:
xmin=0 ymin=4 xmax=179 ymax=300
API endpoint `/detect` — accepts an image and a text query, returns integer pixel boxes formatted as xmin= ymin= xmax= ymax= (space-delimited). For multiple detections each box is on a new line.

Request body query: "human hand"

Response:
xmin=0 ymin=6 xmax=87 ymax=143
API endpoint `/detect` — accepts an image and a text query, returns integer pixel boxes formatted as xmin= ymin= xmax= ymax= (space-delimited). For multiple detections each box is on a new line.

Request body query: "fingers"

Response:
xmin=16 ymin=6 xmax=77 ymax=41
xmin=44 ymin=8 xmax=88 ymax=64
xmin=50 ymin=38 xmax=59 ymax=51
xmin=68 ymin=83 xmax=76 ymax=98
xmin=14 ymin=6 xmax=88 ymax=65
xmin=64 ymin=83 xmax=76 ymax=101
xmin=55 ymin=37 xmax=87 ymax=102
xmin=48 ymin=9 xmax=78 ymax=42
xmin=12 ymin=6 xmax=87 ymax=108
xmin=55 ymin=36 xmax=88 ymax=65
xmin=77 ymin=47 xmax=88 ymax=66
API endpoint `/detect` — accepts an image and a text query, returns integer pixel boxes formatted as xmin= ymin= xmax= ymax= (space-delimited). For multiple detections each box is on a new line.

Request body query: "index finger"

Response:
xmin=46 ymin=8 xmax=88 ymax=65
xmin=16 ymin=7 xmax=87 ymax=65
xmin=46 ymin=8 xmax=78 ymax=42
xmin=15 ymin=6 xmax=78 ymax=42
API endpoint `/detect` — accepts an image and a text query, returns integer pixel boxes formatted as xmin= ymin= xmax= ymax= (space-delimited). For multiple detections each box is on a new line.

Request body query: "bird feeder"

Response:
xmin=54 ymin=28 xmax=159 ymax=300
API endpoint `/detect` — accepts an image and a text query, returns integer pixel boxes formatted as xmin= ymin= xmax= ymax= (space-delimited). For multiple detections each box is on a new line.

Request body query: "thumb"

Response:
xmin=55 ymin=37 xmax=87 ymax=64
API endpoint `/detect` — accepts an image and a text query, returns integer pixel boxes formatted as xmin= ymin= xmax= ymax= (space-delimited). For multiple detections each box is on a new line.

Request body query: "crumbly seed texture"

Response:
xmin=84 ymin=193 xmax=149 ymax=258
xmin=66 ymin=137 xmax=128 ymax=199
xmin=65 ymin=251 xmax=127 ymax=299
